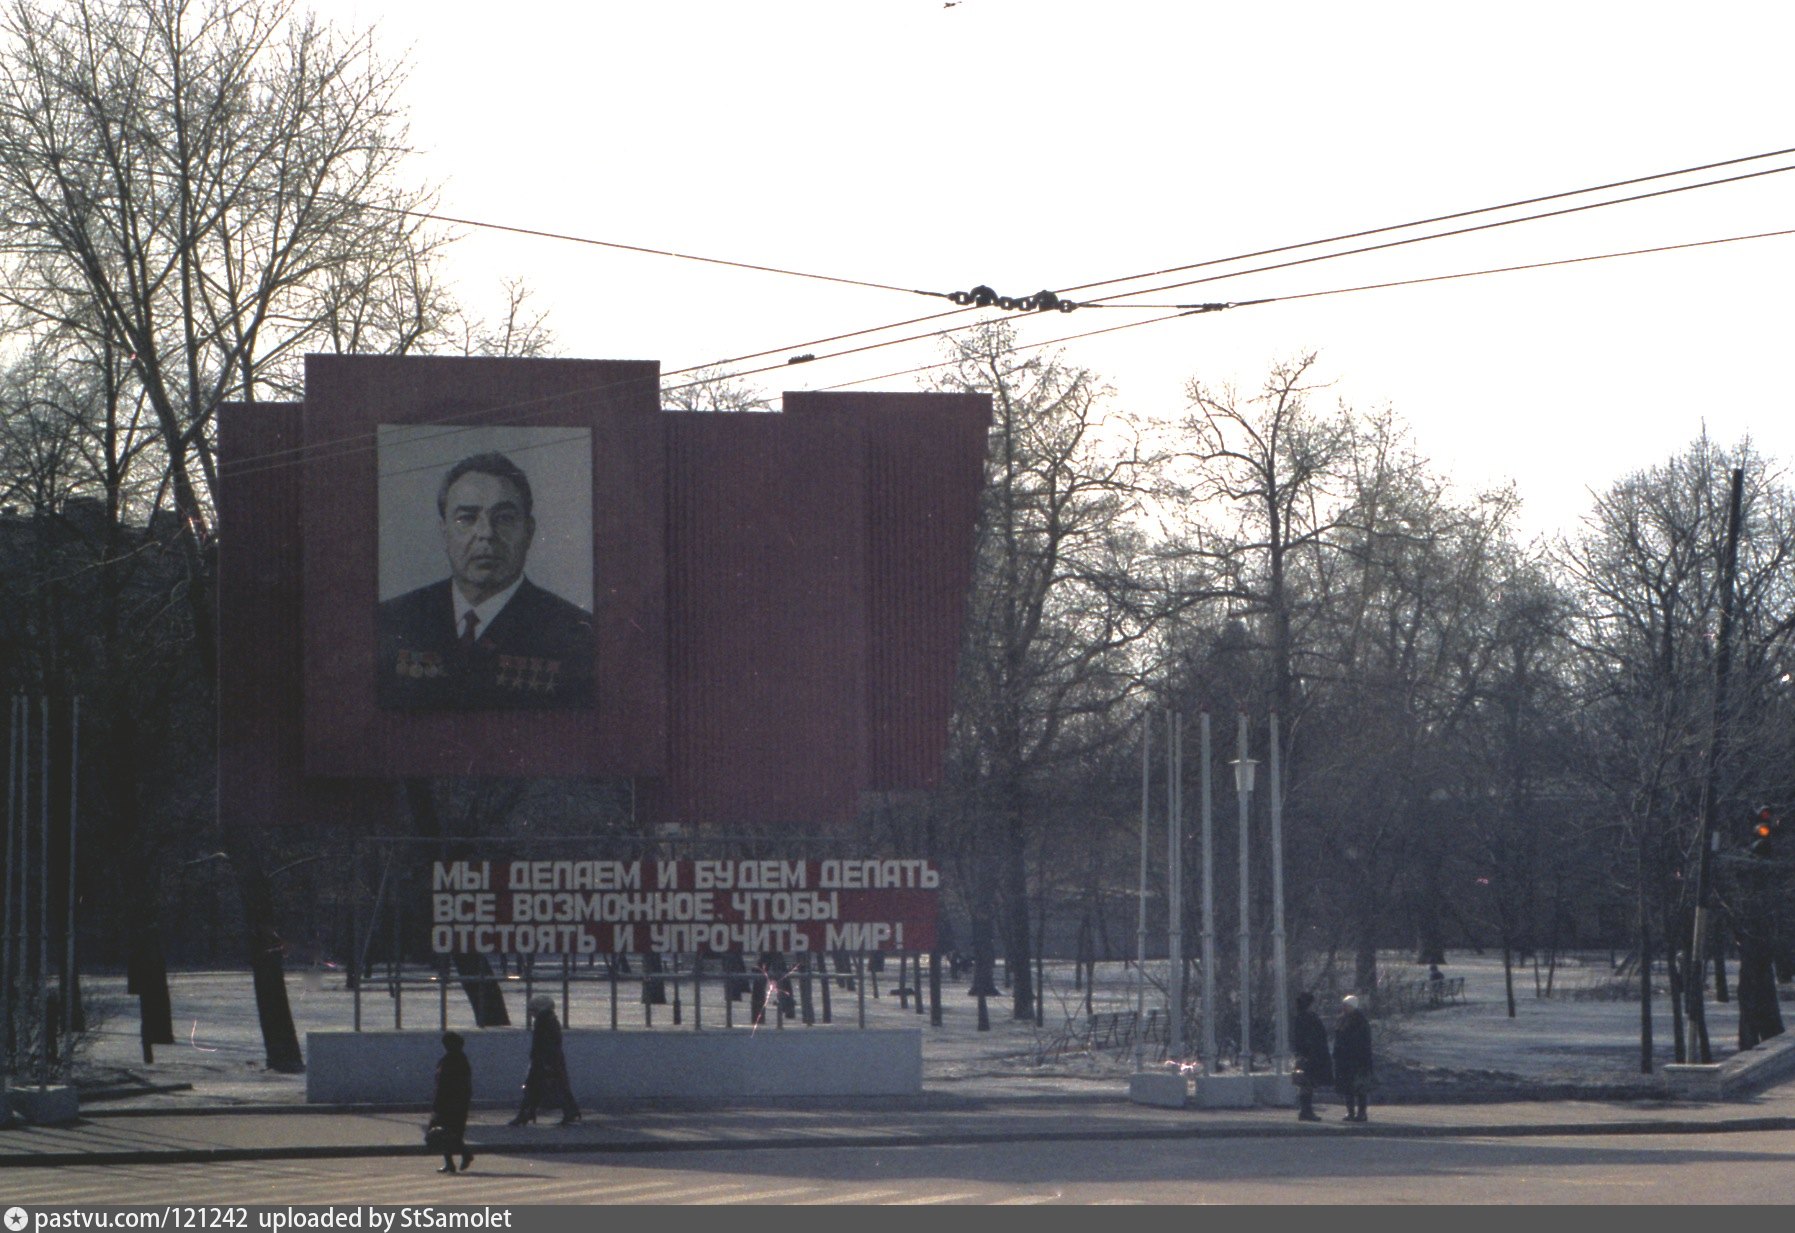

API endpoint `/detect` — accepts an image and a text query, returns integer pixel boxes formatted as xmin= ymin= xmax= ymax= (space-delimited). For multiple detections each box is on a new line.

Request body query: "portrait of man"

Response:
xmin=377 ymin=439 xmax=595 ymax=710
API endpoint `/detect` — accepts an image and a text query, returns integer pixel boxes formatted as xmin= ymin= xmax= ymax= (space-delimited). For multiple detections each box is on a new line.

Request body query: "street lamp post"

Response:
xmin=1231 ymin=714 xmax=1257 ymax=1072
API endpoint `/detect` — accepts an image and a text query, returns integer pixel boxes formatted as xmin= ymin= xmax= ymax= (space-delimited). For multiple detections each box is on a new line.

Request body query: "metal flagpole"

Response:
xmin=64 ymin=696 xmax=79 ymax=1061
xmin=39 ymin=696 xmax=49 ymax=1090
xmin=1270 ymin=711 xmax=1289 ymax=1074
xmin=1134 ymin=708 xmax=1149 ymax=1073
xmin=1236 ymin=712 xmax=1252 ymax=1072
xmin=3 ymin=696 xmax=17 ymax=1111
xmin=1167 ymin=712 xmax=1183 ymax=1064
xmin=1200 ymin=710 xmax=1217 ymax=1069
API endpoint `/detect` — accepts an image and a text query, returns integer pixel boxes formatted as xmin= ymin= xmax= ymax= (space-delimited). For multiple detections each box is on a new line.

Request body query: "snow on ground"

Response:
xmin=37 ymin=950 xmax=1757 ymax=1106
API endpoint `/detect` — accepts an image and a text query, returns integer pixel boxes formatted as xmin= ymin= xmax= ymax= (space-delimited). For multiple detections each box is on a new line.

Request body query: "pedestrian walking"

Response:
xmin=1333 ymin=993 xmax=1375 ymax=1123
xmin=427 ymin=1031 xmax=473 ymax=1173
xmin=1290 ymin=992 xmax=1332 ymax=1122
xmin=509 ymin=993 xmax=581 ymax=1126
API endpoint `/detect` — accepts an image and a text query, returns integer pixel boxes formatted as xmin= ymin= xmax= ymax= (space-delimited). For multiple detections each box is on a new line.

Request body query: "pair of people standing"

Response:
xmin=1291 ymin=992 xmax=1375 ymax=1122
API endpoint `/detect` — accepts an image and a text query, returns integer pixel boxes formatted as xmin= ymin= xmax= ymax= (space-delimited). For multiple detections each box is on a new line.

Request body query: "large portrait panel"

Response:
xmin=376 ymin=425 xmax=595 ymax=711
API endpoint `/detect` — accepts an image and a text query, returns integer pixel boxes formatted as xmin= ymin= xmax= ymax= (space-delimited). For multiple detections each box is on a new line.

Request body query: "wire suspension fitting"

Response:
xmin=946 ymin=284 xmax=1080 ymax=312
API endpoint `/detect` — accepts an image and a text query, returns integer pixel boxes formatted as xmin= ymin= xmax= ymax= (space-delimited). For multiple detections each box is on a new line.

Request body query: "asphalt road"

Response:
xmin=6 ymin=1128 xmax=1795 ymax=1206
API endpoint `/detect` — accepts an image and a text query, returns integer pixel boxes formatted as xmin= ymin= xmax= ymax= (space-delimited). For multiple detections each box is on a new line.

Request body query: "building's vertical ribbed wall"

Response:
xmin=786 ymin=392 xmax=989 ymax=790
xmin=648 ymin=413 xmax=870 ymax=827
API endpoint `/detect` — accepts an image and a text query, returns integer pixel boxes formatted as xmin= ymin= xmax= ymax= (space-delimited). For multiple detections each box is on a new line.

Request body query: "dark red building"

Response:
xmin=218 ymin=355 xmax=988 ymax=833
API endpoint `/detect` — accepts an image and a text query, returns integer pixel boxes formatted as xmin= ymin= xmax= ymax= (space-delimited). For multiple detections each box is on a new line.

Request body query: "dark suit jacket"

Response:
xmin=377 ymin=577 xmax=594 ymax=710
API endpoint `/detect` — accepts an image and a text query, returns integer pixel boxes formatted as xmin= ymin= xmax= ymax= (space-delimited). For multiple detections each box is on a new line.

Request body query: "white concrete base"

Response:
xmin=306 ymin=1028 xmax=923 ymax=1104
xmin=1664 ymin=1031 xmax=1795 ymax=1101
xmin=1127 ymin=1070 xmax=1189 ymax=1107
xmin=1254 ymin=1071 xmax=1297 ymax=1107
xmin=1193 ymin=1073 xmax=1256 ymax=1108
xmin=8 ymin=1084 xmax=78 ymax=1126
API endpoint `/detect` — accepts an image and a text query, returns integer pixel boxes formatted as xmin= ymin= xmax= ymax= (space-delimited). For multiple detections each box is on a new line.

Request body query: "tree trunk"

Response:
xmin=222 ymin=842 xmax=303 ymax=1072
xmin=103 ymin=715 xmax=173 ymax=1050
xmin=1735 ymin=931 xmax=1783 ymax=1050
xmin=1002 ymin=815 xmax=1033 ymax=1021
xmin=1502 ymin=939 xmax=1517 ymax=1019
xmin=403 ymin=780 xmax=510 ymax=1026
xmin=1711 ymin=916 xmax=1730 ymax=1004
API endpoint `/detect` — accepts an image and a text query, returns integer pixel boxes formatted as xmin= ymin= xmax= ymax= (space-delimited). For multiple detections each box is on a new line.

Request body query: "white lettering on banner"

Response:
xmin=512 ymin=891 xmax=716 ymax=923
xmin=650 ymin=923 xmax=813 ymax=952
xmin=818 ymin=859 xmax=938 ymax=889
xmin=432 ymin=861 xmax=490 ymax=890
xmin=431 ymin=892 xmax=495 ymax=923
xmin=425 ymin=857 xmax=938 ymax=953
xmin=503 ymin=860 xmax=642 ymax=891
xmin=695 ymin=859 xmax=808 ymax=889
xmin=826 ymin=921 xmax=899 ymax=949
xmin=432 ymin=923 xmax=600 ymax=953
xmin=729 ymin=891 xmax=838 ymax=921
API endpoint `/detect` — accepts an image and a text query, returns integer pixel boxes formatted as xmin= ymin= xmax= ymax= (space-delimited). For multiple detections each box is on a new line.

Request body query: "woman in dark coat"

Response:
xmin=1332 ymin=994 xmax=1375 ymax=1123
xmin=509 ymin=994 xmax=581 ymax=1126
xmin=429 ymin=1031 xmax=473 ymax=1173
xmin=1290 ymin=992 xmax=1332 ymax=1122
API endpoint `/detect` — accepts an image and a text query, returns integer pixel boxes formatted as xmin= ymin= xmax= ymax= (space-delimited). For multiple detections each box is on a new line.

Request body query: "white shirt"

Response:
xmin=452 ymin=576 xmax=525 ymax=642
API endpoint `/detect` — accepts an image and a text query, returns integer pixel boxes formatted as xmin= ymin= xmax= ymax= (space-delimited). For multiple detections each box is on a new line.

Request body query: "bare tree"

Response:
xmin=660 ymin=366 xmax=772 ymax=413
xmin=932 ymin=322 xmax=1166 ymax=1023
xmin=1561 ymin=433 xmax=1795 ymax=1065
xmin=0 ymin=0 xmax=471 ymax=1070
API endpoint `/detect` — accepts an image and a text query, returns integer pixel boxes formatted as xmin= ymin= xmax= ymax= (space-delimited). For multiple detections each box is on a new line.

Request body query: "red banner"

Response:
xmin=428 ymin=858 xmax=938 ymax=955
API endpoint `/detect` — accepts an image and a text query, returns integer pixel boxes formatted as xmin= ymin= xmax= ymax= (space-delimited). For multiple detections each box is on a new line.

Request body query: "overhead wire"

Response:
xmin=382 ymin=207 xmax=934 ymax=299
xmin=1056 ymin=143 xmax=1795 ymax=299
xmin=215 ymin=149 xmax=1795 ymax=479
xmin=798 ymin=225 xmax=1795 ymax=396
xmin=1079 ymin=160 xmax=1795 ymax=309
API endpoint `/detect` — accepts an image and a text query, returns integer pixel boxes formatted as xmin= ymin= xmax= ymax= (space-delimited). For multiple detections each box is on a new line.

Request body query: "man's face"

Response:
xmin=440 ymin=470 xmax=534 ymax=604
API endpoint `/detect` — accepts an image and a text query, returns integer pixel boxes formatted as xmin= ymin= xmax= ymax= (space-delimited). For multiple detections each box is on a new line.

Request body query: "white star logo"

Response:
xmin=5 ymin=1207 xmax=28 ymax=1232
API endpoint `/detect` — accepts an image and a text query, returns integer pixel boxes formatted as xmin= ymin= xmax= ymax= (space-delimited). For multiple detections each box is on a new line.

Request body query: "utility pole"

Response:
xmin=1687 ymin=466 xmax=1745 ymax=1063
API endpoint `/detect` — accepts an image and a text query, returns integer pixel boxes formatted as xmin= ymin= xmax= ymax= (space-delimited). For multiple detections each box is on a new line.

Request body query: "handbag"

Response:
xmin=424 ymin=1123 xmax=454 ymax=1151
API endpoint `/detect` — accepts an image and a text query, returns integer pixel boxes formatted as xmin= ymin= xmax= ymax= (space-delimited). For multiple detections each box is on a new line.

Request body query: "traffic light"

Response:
xmin=1748 ymin=806 xmax=1782 ymax=857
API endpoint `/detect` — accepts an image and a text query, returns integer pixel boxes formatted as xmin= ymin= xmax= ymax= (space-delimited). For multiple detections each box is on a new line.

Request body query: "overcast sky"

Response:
xmin=311 ymin=0 xmax=1795 ymax=539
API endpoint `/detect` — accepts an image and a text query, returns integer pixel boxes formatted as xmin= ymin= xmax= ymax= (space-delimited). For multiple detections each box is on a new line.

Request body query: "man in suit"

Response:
xmin=378 ymin=451 xmax=594 ymax=709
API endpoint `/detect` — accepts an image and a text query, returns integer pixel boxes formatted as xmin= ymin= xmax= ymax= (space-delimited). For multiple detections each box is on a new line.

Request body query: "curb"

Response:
xmin=6 ymin=1112 xmax=1795 ymax=1170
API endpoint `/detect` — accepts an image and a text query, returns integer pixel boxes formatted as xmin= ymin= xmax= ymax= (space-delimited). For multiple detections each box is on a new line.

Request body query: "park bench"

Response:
xmin=1391 ymin=975 xmax=1466 ymax=1011
xmin=1087 ymin=1010 xmax=1140 ymax=1049
xmin=1428 ymin=975 xmax=1466 ymax=1006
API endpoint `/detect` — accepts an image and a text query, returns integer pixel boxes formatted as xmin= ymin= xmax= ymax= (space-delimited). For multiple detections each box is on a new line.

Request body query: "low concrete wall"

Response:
xmin=1127 ymin=1070 xmax=1188 ymax=1107
xmin=1193 ymin=1074 xmax=1255 ymax=1109
xmin=305 ymin=1027 xmax=922 ymax=1105
xmin=1664 ymin=1030 xmax=1795 ymax=1101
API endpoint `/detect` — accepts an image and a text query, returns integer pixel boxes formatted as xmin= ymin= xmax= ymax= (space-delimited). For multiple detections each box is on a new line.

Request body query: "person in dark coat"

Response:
xmin=429 ymin=1031 xmax=473 ymax=1173
xmin=377 ymin=451 xmax=595 ymax=710
xmin=1332 ymin=994 xmax=1375 ymax=1122
xmin=1290 ymin=992 xmax=1332 ymax=1122
xmin=510 ymin=994 xmax=580 ymax=1126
